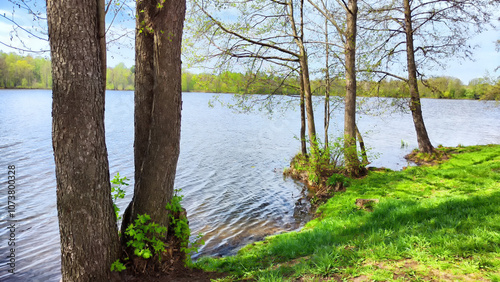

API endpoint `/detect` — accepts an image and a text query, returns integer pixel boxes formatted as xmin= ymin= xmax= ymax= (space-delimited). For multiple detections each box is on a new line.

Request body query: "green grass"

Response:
xmin=197 ymin=145 xmax=500 ymax=281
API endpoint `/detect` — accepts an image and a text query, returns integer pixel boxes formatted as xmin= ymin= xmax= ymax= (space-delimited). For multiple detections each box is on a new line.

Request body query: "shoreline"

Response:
xmin=0 ymin=88 xmax=496 ymax=101
xmin=195 ymin=144 xmax=500 ymax=281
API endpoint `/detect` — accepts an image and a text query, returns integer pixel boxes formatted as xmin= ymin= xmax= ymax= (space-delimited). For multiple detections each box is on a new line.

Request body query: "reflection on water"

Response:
xmin=1 ymin=90 xmax=499 ymax=281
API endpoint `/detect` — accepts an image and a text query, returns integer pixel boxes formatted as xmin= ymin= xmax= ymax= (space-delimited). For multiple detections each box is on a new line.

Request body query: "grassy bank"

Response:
xmin=196 ymin=144 xmax=500 ymax=281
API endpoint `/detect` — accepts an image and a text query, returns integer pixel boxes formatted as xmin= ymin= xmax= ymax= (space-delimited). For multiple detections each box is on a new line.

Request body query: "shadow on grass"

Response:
xmin=198 ymin=191 xmax=500 ymax=277
xmin=196 ymin=145 xmax=500 ymax=279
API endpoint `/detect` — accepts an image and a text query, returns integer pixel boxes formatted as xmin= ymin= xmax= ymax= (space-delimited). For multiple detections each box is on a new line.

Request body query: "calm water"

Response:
xmin=0 ymin=90 xmax=499 ymax=281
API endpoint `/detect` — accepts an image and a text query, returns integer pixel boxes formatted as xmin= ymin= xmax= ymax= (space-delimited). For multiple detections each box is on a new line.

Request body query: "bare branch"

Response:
xmin=0 ymin=13 xmax=48 ymax=41
xmin=194 ymin=1 xmax=300 ymax=58
xmin=0 ymin=40 xmax=49 ymax=53
xmin=358 ymin=69 xmax=409 ymax=82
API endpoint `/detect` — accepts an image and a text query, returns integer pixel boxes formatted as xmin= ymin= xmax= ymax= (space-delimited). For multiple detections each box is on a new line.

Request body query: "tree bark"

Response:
xmin=47 ymin=0 xmax=120 ymax=280
xmin=344 ymin=0 xmax=362 ymax=176
xmin=288 ymin=0 xmax=317 ymax=152
xmin=122 ymin=0 xmax=186 ymax=232
xmin=355 ymin=124 xmax=368 ymax=165
xmin=403 ymin=0 xmax=434 ymax=154
xmin=121 ymin=0 xmax=156 ymax=237
xmin=299 ymin=71 xmax=307 ymax=156
xmin=324 ymin=16 xmax=330 ymax=149
xmin=300 ymin=54 xmax=317 ymax=149
xmin=98 ymin=0 xmax=106 ymax=92
xmin=133 ymin=0 xmax=155 ymax=192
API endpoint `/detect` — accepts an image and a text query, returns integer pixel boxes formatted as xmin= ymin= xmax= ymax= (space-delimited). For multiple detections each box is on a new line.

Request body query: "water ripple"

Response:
xmin=1 ymin=91 xmax=499 ymax=280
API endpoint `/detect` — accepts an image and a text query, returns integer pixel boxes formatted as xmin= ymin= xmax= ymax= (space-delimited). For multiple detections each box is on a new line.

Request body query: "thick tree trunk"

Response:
xmin=122 ymin=0 xmax=186 ymax=231
xmin=344 ymin=0 xmax=362 ymax=176
xmin=403 ymin=0 xmax=434 ymax=154
xmin=47 ymin=0 xmax=120 ymax=280
xmin=121 ymin=0 xmax=156 ymax=236
xmin=133 ymin=1 xmax=155 ymax=191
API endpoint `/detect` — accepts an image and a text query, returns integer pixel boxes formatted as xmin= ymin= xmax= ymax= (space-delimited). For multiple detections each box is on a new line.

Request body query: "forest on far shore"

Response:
xmin=1 ymin=51 xmax=499 ymax=100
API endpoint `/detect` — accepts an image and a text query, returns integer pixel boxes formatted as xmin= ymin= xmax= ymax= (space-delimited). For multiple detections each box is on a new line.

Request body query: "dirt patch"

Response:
xmin=284 ymin=165 xmax=346 ymax=210
xmin=121 ymin=265 xmax=228 ymax=282
xmin=404 ymin=146 xmax=459 ymax=166
xmin=355 ymin=199 xmax=379 ymax=212
xmin=297 ymin=274 xmax=344 ymax=281
xmin=351 ymin=275 xmax=369 ymax=281
xmin=361 ymin=258 xmax=489 ymax=282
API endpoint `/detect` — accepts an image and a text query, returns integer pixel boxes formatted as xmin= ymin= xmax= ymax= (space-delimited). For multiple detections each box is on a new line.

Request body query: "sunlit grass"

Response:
xmin=197 ymin=144 xmax=500 ymax=281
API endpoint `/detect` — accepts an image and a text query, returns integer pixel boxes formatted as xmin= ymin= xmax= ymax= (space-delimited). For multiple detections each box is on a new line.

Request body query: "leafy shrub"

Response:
xmin=327 ymin=173 xmax=350 ymax=187
xmin=111 ymin=172 xmax=129 ymax=220
xmin=125 ymin=214 xmax=168 ymax=260
xmin=166 ymin=189 xmax=204 ymax=265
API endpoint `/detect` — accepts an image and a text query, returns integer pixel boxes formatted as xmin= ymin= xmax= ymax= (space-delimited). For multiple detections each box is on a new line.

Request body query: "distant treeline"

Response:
xmin=1 ymin=52 xmax=498 ymax=100
xmin=0 ymin=52 xmax=136 ymax=91
xmin=182 ymin=71 xmax=500 ymax=100
xmin=106 ymin=62 xmax=135 ymax=90
xmin=182 ymin=71 xmax=300 ymax=95
xmin=0 ymin=51 xmax=52 ymax=89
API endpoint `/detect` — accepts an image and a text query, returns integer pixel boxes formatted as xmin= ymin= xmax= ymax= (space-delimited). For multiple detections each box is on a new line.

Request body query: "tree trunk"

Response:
xmin=324 ymin=16 xmax=330 ymax=149
xmin=98 ymin=0 xmax=106 ymax=93
xmin=122 ymin=0 xmax=186 ymax=232
xmin=121 ymin=0 xmax=156 ymax=236
xmin=344 ymin=0 xmax=362 ymax=177
xmin=47 ymin=0 xmax=120 ymax=280
xmin=355 ymin=124 xmax=368 ymax=165
xmin=292 ymin=0 xmax=317 ymax=151
xmin=403 ymin=0 xmax=434 ymax=154
xmin=299 ymin=71 xmax=307 ymax=156
xmin=133 ymin=0 xmax=155 ymax=195
xmin=299 ymin=53 xmax=317 ymax=149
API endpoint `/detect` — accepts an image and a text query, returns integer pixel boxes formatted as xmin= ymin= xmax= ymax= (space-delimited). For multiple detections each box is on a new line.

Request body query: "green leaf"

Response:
xmin=110 ymin=259 xmax=126 ymax=272
xmin=141 ymin=249 xmax=152 ymax=259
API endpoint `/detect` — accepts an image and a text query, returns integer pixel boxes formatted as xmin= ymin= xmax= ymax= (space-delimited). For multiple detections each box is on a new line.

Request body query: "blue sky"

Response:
xmin=0 ymin=1 xmax=498 ymax=84
xmin=0 ymin=0 xmax=135 ymax=69
xmin=430 ymin=28 xmax=499 ymax=83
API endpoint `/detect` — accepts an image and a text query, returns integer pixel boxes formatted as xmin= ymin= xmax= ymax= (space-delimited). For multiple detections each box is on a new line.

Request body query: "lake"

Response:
xmin=0 ymin=90 xmax=499 ymax=281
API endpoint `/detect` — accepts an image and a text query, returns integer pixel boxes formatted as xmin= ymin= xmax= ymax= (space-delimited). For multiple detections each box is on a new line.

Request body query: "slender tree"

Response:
xmin=189 ymin=0 xmax=318 ymax=153
xmin=403 ymin=0 xmax=433 ymax=153
xmin=308 ymin=0 xmax=365 ymax=176
xmin=323 ymin=11 xmax=331 ymax=149
xmin=291 ymin=0 xmax=317 ymax=148
xmin=299 ymin=69 xmax=308 ymax=156
xmin=46 ymin=0 xmax=120 ymax=280
xmin=365 ymin=0 xmax=498 ymax=153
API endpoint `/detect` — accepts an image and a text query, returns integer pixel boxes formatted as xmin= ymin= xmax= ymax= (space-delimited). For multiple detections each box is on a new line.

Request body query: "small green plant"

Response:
xmin=308 ymin=172 xmax=320 ymax=184
xmin=401 ymin=139 xmax=409 ymax=149
xmin=111 ymin=172 xmax=129 ymax=220
xmin=326 ymin=173 xmax=349 ymax=187
xmin=125 ymin=214 xmax=168 ymax=260
xmin=110 ymin=259 xmax=126 ymax=272
xmin=166 ymin=189 xmax=204 ymax=265
xmin=310 ymin=196 xmax=318 ymax=206
xmin=165 ymin=188 xmax=184 ymax=214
